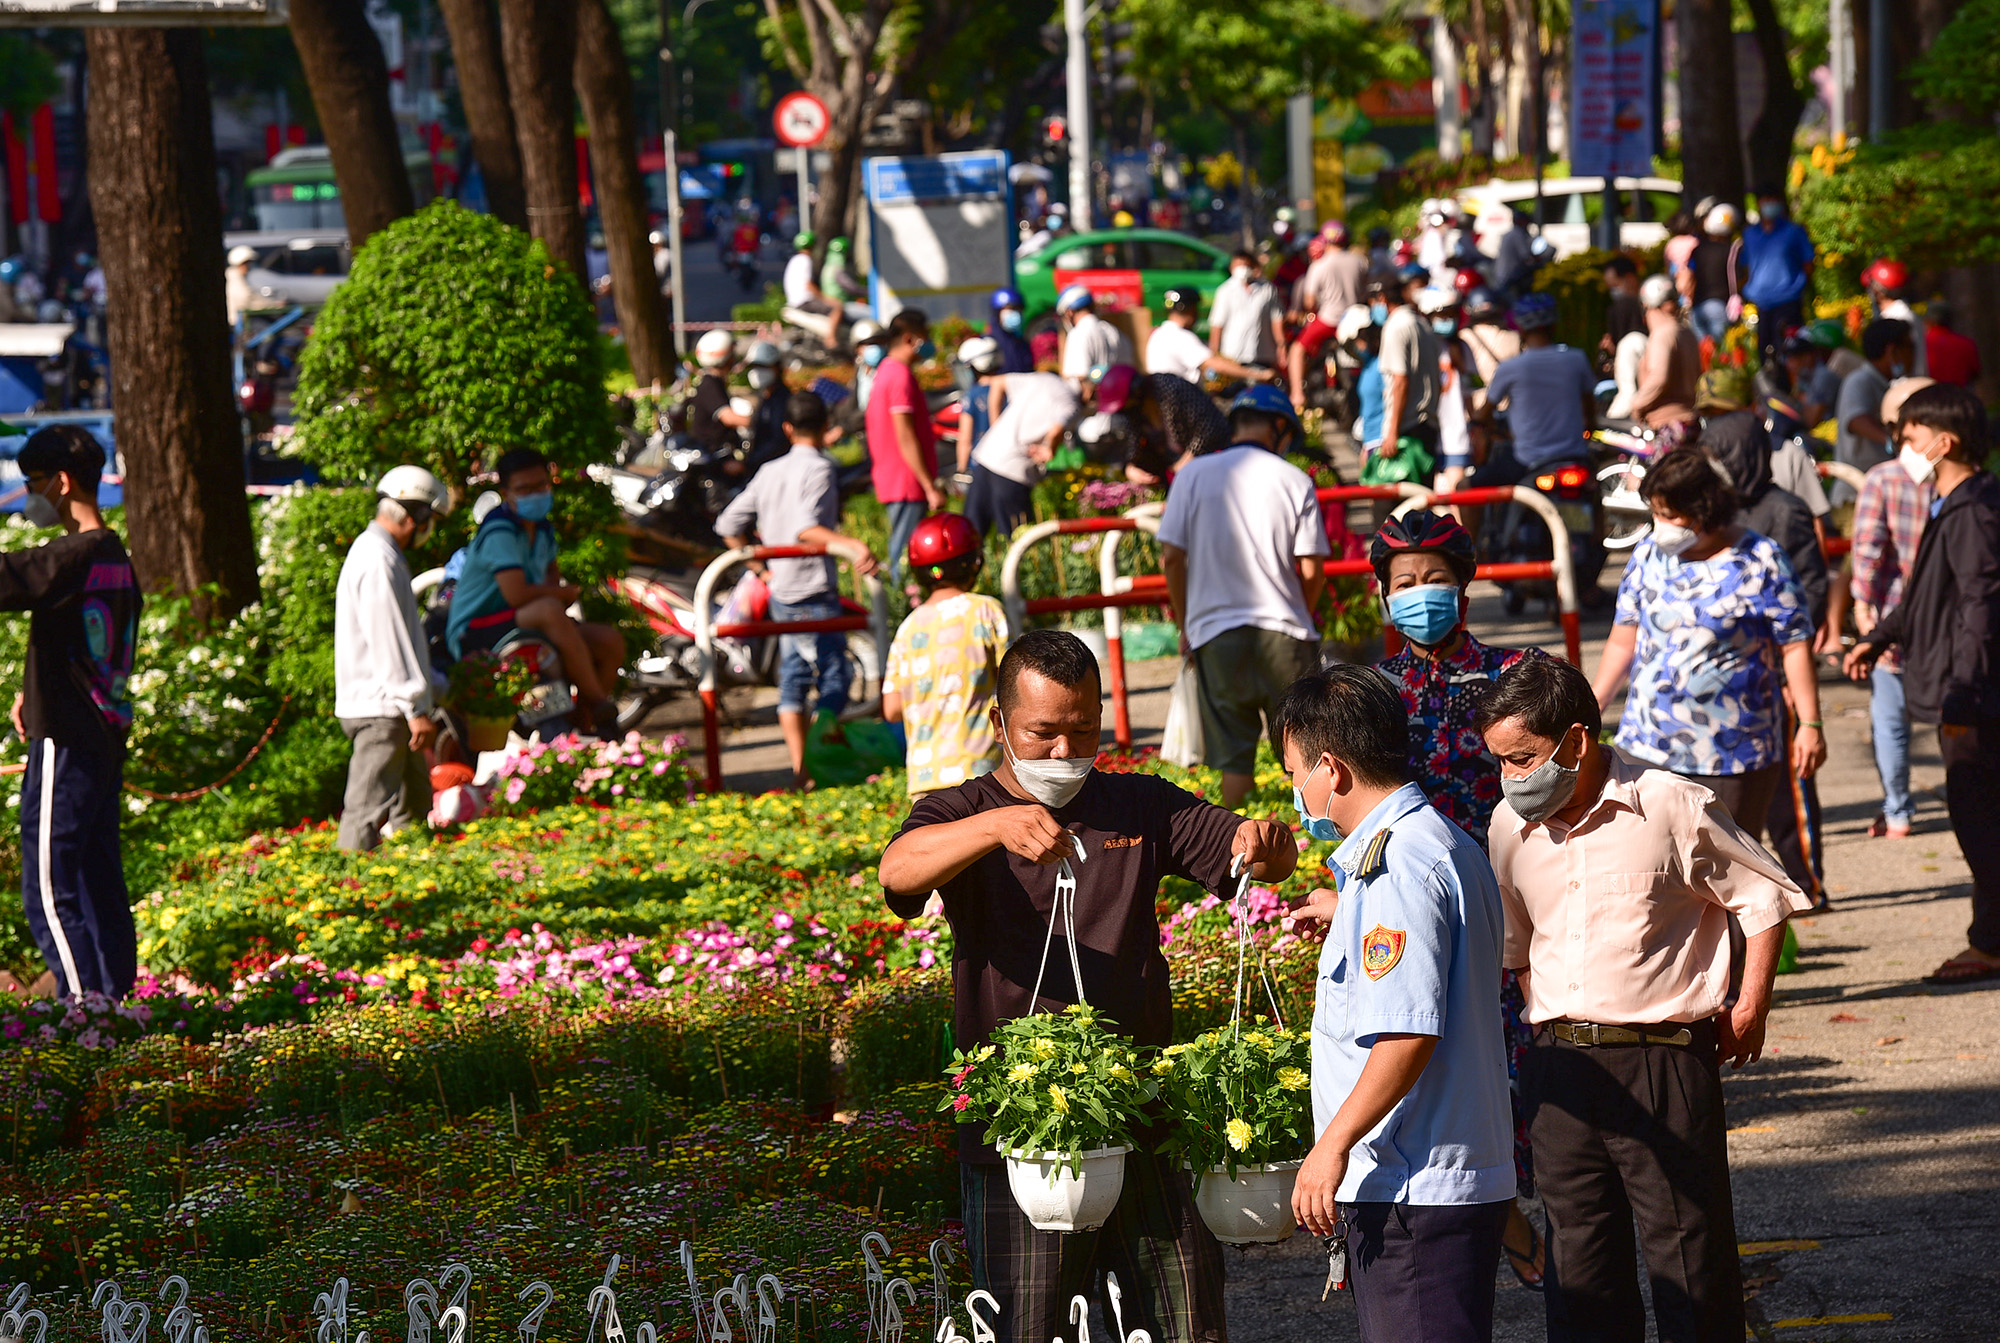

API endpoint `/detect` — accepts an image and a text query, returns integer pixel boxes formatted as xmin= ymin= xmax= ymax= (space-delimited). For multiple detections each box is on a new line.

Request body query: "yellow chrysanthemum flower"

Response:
xmin=1048 ymin=1085 xmax=1069 ymax=1114
xmin=1007 ymin=1063 xmax=1036 ymax=1083
xmin=1277 ymin=1067 xmax=1309 ymax=1091
xmin=1069 ymin=1062 xmax=1087 ymax=1075
xmin=1032 ymin=1038 xmax=1058 ymax=1060
xmin=1226 ymin=1118 xmax=1253 ymax=1152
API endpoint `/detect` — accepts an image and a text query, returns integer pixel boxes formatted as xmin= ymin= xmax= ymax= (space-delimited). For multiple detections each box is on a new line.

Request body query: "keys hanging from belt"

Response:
xmin=1320 ymin=1231 xmax=1349 ymax=1300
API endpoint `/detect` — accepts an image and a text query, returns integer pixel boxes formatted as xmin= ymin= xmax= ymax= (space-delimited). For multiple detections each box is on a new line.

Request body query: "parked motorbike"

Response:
xmin=724 ymin=247 xmax=760 ymax=293
xmin=413 ymin=570 xmax=582 ymax=746
xmin=1589 ymin=421 xmax=1662 ymax=551
xmin=1482 ymin=430 xmax=1605 ymax=617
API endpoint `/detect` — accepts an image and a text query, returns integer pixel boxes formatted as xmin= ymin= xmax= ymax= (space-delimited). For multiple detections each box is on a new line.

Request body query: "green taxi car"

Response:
xmin=1014 ymin=227 xmax=1234 ymax=326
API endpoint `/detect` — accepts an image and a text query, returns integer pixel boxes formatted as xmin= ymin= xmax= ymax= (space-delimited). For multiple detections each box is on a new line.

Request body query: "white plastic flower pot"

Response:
xmin=1193 ymin=1160 xmax=1302 ymax=1244
xmin=1000 ymin=1144 xmax=1131 ymax=1232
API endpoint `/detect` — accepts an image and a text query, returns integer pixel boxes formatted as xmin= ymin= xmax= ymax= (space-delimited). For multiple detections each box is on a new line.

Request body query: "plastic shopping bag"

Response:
xmin=803 ymin=710 xmax=907 ymax=787
xmin=1161 ymin=658 xmax=1205 ymax=769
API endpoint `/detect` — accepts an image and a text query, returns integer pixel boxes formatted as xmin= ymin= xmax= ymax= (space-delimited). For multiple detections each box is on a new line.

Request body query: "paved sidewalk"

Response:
xmin=692 ymin=550 xmax=1999 ymax=1340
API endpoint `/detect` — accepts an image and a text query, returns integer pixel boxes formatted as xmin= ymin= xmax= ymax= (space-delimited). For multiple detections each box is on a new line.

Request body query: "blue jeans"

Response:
xmin=769 ymin=594 xmax=852 ymax=717
xmin=1690 ymin=299 xmax=1730 ymax=343
xmin=1870 ymin=665 xmax=1912 ymax=826
xmin=884 ymin=499 xmax=928 ymax=586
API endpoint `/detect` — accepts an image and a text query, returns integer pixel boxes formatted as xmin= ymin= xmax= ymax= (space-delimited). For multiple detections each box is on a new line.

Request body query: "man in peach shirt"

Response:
xmin=1476 ymin=656 xmax=1807 ymax=1343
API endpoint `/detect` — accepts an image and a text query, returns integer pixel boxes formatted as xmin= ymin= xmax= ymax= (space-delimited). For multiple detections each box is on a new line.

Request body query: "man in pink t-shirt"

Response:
xmin=864 ymin=308 xmax=943 ymax=582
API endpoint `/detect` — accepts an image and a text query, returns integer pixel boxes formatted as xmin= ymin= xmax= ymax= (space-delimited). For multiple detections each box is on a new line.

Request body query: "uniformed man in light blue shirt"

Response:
xmin=1273 ymin=664 xmax=1516 ymax=1343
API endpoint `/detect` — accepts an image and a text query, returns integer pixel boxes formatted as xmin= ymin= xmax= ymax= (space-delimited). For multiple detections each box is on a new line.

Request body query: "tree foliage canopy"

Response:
xmin=294 ymin=200 xmax=613 ymax=488
xmin=1124 ymin=0 xmax=1424 ymax=126
xmin=1908 ymin=0 xmax=2000 ymax=120
xmin=1793 ymin=125 xmax=2000 ymax=285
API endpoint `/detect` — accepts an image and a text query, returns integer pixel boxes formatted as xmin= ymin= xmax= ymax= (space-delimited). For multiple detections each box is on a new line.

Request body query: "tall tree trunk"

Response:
xmin=436 ymin=0 xmax=527 ymax=230
xmin=1465 ymin=7 xmax=1495 ymax=160
xmin=288 ymin=0 xmax=414 ymax=247
xmin=1742 ymin=0 xmax=1805 ymax=196
xmin=575 ymin=0 xmax=671 ymax=385
xmin=1677 ymin=0 xmax=1744 ymax=210
xmin=1503 ymin=0 xmax=1533 ymax=161
xmin=498 ymin=0 xmax=585 ymax=277
xmin=84 ymin=29 xmax=257 ymax=619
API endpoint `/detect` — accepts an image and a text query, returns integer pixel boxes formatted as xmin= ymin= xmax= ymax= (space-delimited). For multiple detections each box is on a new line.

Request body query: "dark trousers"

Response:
xmin=1523 ymin=1019 xmax=1744 ymax=1343
xmin=1940 ymin=719 xmax=2000 ymax=955
xmin=961 ymin=1153 xmax=1226 ymax=1343
xmin=338 ymin=716 xmax=429 ymax=852
xmin=964 ymin=462 xmax=1035 ymax=540
xmin=1758 ymin=298 xmax=1804 ymax=369
xmin=1342 ymin=1199 xmax=1510 ymax=1343
xmin=1673 ymin=761 xmax=1785 ymax=845
xmin=20 ymin=737 xmax=135 ymax=999
xmin=1765 ymin=768 xmax=1823 ymax=900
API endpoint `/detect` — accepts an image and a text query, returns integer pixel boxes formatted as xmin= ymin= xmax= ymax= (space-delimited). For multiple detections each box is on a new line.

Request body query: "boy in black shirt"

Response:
xmin=1 ymin=425 xmax=140 ymax=998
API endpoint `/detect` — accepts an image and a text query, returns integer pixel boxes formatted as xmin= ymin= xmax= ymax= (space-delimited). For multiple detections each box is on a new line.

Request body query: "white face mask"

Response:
xmin=1651 ymin=520 xmax=1698 ymax=557
xmin=996 ymin=711 xmax=1094 ymax=809
xmin=22 ymin=481 xmax=61 ymax=529
xmin=1899 ymin=443 xmax=1938 ymax=485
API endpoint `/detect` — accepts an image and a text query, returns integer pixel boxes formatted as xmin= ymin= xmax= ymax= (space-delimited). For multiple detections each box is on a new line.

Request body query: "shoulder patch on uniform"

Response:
xmin=1361 ymin=925 xmax=1406 ymax=980
xmin=1352 ymin=829 xmax=1391 ymax=881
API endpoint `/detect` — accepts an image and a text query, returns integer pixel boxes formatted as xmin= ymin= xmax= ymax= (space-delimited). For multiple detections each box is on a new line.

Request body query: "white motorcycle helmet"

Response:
xmin=695 ymin=329 xmax=736 ymax=369
xmin=744 ymin=340 xmax=783 ymax=391
xmin=227 ymin=245 xmax=258 ymax=267
xmin=376 ymin=464 xmax=452 ymax=541
xmin=956 ymin=335 xmax=1003 ymax=376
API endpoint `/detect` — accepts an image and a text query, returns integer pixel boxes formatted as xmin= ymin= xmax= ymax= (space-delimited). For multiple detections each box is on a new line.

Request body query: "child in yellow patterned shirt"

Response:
xmin=882 ymin=515 xmax=1010 ymax=795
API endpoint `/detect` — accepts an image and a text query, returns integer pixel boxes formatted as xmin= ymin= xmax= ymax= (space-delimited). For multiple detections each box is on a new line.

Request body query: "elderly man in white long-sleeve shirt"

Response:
xmin=334 ymin=466 xmax=452 ymax=851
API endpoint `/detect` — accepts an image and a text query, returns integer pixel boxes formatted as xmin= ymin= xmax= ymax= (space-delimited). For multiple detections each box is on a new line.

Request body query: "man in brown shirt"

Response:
xmin=1631 ymin=274 xmax=1702 ymax=447
xmin=1476 ymin=656 xmax=1807 ymax=1343
xmin=881 ymin=629 xmax=1297 ymax=1343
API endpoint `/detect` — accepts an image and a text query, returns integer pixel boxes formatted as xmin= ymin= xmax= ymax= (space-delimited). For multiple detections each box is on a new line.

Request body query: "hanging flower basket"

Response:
xmin=1190 ymin=1159 xmax=1302 ymax=1244
xmin=1000 ymin=1144 xmax=1132 ymax=1233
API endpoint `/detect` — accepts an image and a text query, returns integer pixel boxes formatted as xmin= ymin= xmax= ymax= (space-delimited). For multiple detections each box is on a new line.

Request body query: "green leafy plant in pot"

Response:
xmin=1155 ymin=1017 xmax=1313 ymax=1243
xmin=942 ymin=1003 xmax=1156 ymax=1232
xmin=445 ymin=650 xmax=537 ymax=751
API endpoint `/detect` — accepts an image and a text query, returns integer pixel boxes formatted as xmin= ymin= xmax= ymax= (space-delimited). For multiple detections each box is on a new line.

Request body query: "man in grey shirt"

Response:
xmin=1379 ymin=263 xmax=1444 ymax=451
xmin=1833 ymin=319 xmax=1911 ymax=504
xmin=716 ymin=390 xmax=879 ymax=787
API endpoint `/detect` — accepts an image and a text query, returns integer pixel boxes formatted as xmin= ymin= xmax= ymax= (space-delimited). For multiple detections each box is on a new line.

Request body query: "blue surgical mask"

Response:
xmin=1385 ymin=583 xmax=1462 ymax=647
xmin=860 ymin=345 xmax=885 ymax=368
xmin=1890 ymin=361 xmax=1907 ymax=379
xmin=916 ymin=339 xmax=937 ymax=361
xmin=1291 ymin=762 xmax=1343 ymax=844
xmin=1432 ymin=317 xmax=1457 ymax=336
xmin=1370 ymin=302 xmax=1389 ymax=323
xmin=512 ymin=490 xmax=554 ymax=522
xmin=1760 ymin=202 xmax=1786 ymax=221
xmin=998 ymin=308 xmax=1023 ymax=334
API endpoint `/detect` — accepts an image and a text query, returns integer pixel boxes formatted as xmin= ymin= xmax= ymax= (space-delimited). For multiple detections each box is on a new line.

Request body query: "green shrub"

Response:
xmin=836 ymin=966 xmax=952 ymax=1105
xmin=1794 ymin=125 xmax=2000 ymax=290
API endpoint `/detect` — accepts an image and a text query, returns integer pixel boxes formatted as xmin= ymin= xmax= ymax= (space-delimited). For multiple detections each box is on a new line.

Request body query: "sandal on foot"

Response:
xmin=1503 ymin=1220 xmax=1546 ymax=1291
xmin=1924 ymin=952 xmax=2000 ymax=985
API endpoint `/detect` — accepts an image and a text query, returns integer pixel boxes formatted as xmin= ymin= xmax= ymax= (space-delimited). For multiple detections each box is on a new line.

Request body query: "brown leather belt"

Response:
xmin=1549 ymin=1020 xmax=1696 ymax=1048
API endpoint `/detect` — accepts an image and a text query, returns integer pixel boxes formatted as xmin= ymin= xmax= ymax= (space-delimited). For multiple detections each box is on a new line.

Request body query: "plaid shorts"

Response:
xmin=960 ymin=1153 xmax=1227 ymax=1343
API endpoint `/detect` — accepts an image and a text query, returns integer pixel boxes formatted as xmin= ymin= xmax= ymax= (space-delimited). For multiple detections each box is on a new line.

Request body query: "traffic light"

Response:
xmin=1043 ymin=115 xmax=1067 ymax=147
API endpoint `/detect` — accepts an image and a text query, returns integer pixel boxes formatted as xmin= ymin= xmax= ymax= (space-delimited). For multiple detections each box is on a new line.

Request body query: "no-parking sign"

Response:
xmin=773 ymin=92 xmax=831 ymax=149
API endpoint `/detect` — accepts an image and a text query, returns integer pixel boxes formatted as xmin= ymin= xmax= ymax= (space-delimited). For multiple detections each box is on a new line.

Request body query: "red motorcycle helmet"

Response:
xmin=907 ymin=511 xmax=982 ymax=575
xmin=1863 ymin=258 xmax=1908 ymax=293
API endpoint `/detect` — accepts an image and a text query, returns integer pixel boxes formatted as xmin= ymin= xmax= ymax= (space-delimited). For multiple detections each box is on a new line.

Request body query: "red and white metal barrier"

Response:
xmin=1000 ymin=515 xmax=1177 ymax=751
xmin=692 ymin=543 xmax=888 ymax=792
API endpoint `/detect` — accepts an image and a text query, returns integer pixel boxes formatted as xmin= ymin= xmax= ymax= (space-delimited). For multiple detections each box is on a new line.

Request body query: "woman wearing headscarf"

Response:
xmin=1701 ymin=409 xmax=1831 ymax=903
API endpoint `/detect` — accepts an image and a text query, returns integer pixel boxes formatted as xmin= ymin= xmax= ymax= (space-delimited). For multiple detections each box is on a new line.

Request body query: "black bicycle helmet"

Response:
xmin=1162 ymin=286 xmax=1202 ymax=315
xmin=1369 ymin=508 xmax=1478 ymax=588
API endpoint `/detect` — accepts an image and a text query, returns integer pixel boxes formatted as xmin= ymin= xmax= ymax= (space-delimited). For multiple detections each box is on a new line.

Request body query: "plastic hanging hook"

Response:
xmin=1029 ymin=832 xmax=1091 ymax=1011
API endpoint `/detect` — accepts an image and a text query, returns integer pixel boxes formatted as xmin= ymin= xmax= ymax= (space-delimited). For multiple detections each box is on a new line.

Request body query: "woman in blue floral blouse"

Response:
xmin=1370 ymin=507 xmax=1548 ymax=1288
xmin=1592 ymin=448 xmax=1827 ymax=841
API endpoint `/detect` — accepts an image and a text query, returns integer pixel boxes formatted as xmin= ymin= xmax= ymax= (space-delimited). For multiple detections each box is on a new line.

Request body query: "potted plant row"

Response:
xmin=944 ymin=1007 xmax=1313 ymax=1241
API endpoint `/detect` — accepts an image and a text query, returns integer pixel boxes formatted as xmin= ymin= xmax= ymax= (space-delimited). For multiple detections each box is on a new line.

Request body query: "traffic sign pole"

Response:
xmin=797 ymin=150 xmax=810 ymax=228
